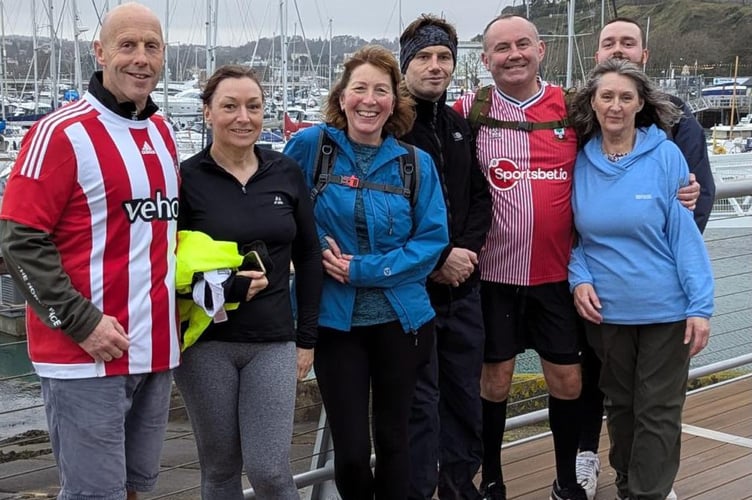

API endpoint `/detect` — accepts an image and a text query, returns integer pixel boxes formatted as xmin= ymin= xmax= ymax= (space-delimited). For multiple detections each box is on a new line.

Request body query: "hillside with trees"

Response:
xmin=505 ymin=0 xmax=752 ymax=83
xmin=1 ymin=0 xmax=750 ymax=89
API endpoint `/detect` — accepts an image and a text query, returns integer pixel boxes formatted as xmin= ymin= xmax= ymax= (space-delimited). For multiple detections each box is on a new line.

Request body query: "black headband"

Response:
xmin=400 ymin=24 xmax=457 ymax=74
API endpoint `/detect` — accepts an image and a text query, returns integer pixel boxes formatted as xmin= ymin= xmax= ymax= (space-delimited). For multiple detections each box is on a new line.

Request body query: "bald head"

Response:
xmin=100 ymin=2 xmax=163 ymax=47
xmin=481 ymin=15 xmax=545 ymax=101
xmin=94 ymin=2 xmax=165 ymax=112
xmin=482 ymin=15 xmax=539 ymax=52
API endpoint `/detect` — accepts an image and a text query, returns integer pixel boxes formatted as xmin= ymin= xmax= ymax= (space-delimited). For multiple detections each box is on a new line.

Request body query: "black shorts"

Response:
xmin=480 ymin=280 xmax=582 ymax=365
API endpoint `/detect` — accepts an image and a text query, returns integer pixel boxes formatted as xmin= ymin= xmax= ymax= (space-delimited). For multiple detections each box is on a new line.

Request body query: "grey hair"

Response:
xmin=569 ymin=58 xmax=682 ymax=145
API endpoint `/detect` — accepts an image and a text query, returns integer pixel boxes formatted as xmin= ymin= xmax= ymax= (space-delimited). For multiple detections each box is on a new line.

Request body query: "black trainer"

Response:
xmin=550 ymin=479 xmax=588 ymax=500
xmin=480 ymin=480 xmax=507 ymax=500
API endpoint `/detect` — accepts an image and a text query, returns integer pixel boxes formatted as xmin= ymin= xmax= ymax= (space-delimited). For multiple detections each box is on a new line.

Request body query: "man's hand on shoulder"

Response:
xmin=678 ymin=173 xmax=700 ymax=211
xmin=79 ymin=314 xmax=129 ymax=363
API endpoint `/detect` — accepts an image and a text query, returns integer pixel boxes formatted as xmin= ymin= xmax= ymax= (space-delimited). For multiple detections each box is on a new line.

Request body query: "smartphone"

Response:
xmin=241 ymin=250 xmax=266 ymax=274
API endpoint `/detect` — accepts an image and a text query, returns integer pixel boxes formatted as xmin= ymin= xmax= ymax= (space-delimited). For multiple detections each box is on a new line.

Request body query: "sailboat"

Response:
xmin=708 ymin=57 xmax=752 ymax=155
xmin=283 ymin=108 xmax=322 ymax=139
xmin=4 ymin=0 xmax=86 ymax=125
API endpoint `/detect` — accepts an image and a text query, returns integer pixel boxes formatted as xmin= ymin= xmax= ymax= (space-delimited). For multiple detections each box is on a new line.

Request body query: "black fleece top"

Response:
xmin=179 ymin=145 xmax=322 ymax=348
xmin=400 ymin=93 xmax=492 ymax=305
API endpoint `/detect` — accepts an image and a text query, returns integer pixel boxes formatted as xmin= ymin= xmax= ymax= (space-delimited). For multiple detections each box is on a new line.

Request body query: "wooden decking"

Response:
xmin=493 ymin=375 xmax=752 ymax=500
xmin=1 ymin=376 xmax=749 ymax=499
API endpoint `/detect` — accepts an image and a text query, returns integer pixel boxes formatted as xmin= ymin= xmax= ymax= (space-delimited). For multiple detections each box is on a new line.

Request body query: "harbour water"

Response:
xmin=0 ymin=333 xmax=46 ymax=441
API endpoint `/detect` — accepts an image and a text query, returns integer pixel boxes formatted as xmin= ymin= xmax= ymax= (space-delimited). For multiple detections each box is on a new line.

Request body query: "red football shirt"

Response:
xmin=456 ymin=82 xmax=577 ymax=286
xmin=1 ymin=94 xmax=181 ymax=378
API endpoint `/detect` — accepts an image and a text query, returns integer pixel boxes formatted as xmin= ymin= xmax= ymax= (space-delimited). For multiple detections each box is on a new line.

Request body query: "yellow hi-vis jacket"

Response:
xmin=176 ymin=230 xmax=244 ymax=350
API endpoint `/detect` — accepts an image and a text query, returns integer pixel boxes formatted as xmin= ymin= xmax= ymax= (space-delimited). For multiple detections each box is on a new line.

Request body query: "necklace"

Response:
xmin=603 ymin=150 xmax=630 ymax=162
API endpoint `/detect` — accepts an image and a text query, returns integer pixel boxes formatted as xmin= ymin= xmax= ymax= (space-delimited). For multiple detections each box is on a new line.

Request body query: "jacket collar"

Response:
xmin=87 ymin=71 xmax=160 ymax=120
xmin=413 ymin=92 xmax=447 ymax=122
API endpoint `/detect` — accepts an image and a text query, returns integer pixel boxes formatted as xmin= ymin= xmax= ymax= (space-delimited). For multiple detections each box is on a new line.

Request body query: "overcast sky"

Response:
xmin=3 ymin=0 xmax=516 ymax=46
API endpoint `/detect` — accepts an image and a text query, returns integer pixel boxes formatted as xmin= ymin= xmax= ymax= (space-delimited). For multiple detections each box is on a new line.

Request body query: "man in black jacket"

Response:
xmin=400 ymin=15 xmax=493 ymax=500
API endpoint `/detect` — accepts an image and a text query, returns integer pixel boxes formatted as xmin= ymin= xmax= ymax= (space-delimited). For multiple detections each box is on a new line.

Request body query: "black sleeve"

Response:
xmin=0 ymin=220 xmax=102 ymax=342
xmin=289 ymin=164 xmax=323 ymax=349
xmin=455 ymin=132 xmax=492 ymax=254
xmin=672 ymin=98 xmax=716 ymax=233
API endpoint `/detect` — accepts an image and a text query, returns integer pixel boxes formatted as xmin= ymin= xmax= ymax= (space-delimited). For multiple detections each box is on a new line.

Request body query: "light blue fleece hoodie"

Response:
xmin=568 ymin=124 xmax=714 ymax=324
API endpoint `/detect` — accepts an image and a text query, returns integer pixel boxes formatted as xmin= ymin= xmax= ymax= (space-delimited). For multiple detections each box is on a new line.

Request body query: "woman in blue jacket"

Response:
xmin=284 ymin=44 xmax=448 ymax=499
xmin=568 ymin=58 xmax=713 ymax=500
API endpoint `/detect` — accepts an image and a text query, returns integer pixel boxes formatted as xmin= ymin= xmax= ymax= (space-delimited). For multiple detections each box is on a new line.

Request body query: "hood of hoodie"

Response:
xmin=582 ymin=124 xmax=668 ymax=178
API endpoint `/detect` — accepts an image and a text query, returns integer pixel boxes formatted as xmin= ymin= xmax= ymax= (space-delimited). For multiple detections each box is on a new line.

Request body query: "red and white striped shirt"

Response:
xmin=1 ymin=94 xmax=181 ymax=378
xmin=457 ymin=82 xmax=577 ymax=286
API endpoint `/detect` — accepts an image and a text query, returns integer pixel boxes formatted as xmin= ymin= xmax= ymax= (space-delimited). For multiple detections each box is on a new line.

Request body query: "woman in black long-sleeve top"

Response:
xmin=174 ymin=64 xmax=322 ymax=500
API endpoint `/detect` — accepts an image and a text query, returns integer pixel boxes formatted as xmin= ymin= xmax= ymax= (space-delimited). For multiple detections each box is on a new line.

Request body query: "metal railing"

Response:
xmin=0 ymin=183 xmax=750 ymax=499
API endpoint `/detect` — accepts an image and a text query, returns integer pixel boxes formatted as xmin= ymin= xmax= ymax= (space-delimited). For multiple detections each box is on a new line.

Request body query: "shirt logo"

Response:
xmin=141 ymin=141 xmax=156 ymax=155
xmin=452 ymin=132 xmax=463 ymax=141
xmin=554 ymin=127 xmax=566 ymax=140
xmin=635 ymin=194 xmax=653 ymax=200
xmin=488 ymin=158 xmax=569 ymax=191
xmin=122 ymin=190 xmax=179 ymax=222
xmin=273 ymin=195 xmax=284 ymax=206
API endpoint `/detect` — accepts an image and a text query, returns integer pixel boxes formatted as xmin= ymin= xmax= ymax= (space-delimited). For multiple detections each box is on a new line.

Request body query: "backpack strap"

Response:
xmin=467 ymin=84 xmax=571 ymax=133
xmin=325 ymin=174 xmax=407 ymax=197
xmin=474 ymin=116 xmax=571 ymax=131
xmin=467 ymin=85 xmax=494 ymax=136
xmin=311 ymin=133 xmax=420 ymax=207
xmin=310 ymin=129 xmax=337 ymax=201
xmin=396 ymin=140 xmax=419 ymax=207
xmin=562 ymin=87 xmax=578 ymax=107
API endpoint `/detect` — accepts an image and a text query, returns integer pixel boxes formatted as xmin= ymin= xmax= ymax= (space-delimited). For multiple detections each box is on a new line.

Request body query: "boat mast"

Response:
xmin=281 ymin=0 xmax=288 ymax=120
xmin=328 ymin=18 xmax=332 ymax=90
xmin=399 ymin=0 xmax=403 ymax=34
xmin=565 ymin=0 xmax=574 ymax=88
xmin=729 ymin=56 xmax=739 ymax=129
xmin=205 ymin=0 xmax=218 ymax=78
xmin=212 ymin=0 xmax=218 ymax=73
xmin=47 ymin=0 xmax=58 ymax=110
xmin=205 ymin=0 xmax=211 ymax=78
xmin=163 ymin=0 xmax=169 ymax=114
xmin=644 ymin=17 xmax=650 ymax=72
xmin=0 ymin=0 xmax=6 ymax=121
xmin=71 ymin=0 xmax=87 ymax=97
xmin=32 ymin=0 xmax=39 ymax=114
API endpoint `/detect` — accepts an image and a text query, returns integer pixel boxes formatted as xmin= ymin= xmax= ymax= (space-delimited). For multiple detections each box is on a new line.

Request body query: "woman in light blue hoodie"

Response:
xmin=568 ymin=59 xmax=713 ymax=500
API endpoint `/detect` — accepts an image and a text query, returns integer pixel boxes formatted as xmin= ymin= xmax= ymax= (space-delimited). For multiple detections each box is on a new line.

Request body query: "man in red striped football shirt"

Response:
xmin=453 ymin=15 xmax=585 ymax=500
xmin=0 ymin=3 xmax=179 ymax=499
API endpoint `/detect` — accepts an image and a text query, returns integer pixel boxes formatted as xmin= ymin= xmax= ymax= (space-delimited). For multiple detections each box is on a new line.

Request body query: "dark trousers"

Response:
xmin=578 ymin=332 xmax=605 ymax=453
xmin=315 ymin=320 xmax=434 ymax=500
xmin=586 ymin=321 xmax=690 ymax=500
xmin=409 ymin=288 xmax=485 ymax=500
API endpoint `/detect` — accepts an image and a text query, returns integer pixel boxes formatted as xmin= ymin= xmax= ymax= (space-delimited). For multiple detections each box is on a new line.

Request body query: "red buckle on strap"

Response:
xmin=341 ymin=175 xmax=360 ymax=188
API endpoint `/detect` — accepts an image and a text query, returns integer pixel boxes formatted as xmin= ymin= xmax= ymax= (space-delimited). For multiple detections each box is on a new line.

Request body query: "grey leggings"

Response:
xmin=174 ymin=340 xmax=299 ymax=500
